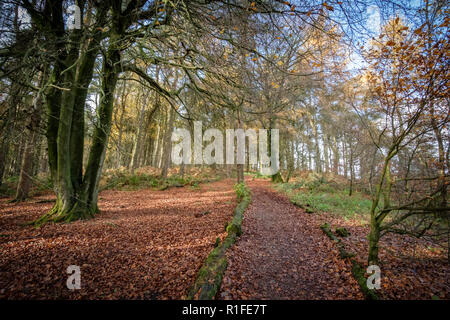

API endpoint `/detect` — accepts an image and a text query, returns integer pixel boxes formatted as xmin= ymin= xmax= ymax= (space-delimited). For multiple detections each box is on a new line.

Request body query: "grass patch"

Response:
xmin=252 ymin=171 xmax=272 ymax=179
xmin=275 ymin=178 xmax=372 ymax=220
xmin=0 ymin=174 xmax=53 ymax=198
xmin=101 ymin=172 xmax=205 ymax=191
xmin=233 ymin=182 xmax=250 ymax=201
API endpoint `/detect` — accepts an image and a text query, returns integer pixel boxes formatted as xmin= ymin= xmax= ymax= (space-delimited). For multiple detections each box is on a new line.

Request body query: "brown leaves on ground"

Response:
xmin=316 ymin=213 xmax=450 ymax=300
xmin=1 ymin=177 xmax=447 ymax=300
xmin=220 ymin=179 xmax=364 ymax=300
xmin=0 ymin=179 xmax=236 ymax=299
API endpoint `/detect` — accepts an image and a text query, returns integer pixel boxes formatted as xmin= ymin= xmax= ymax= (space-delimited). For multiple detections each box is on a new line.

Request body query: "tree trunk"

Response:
xmin=115 ymin=86 xmax=127 ymax=169
xmin=180 ymin=161 xmax=185 ymax=178
xmin=161 ymin=105 xmax=175 ymax=179
xmin=14 ymin=118 xmax=40 ymax=201
xmin=349 ymin=142 xmax=354 ymax=196
xmin=15 ymin=71 xmax=46 ymax=201
xmin=27 ymin=1 xmax=139 ymax=225
xmin=34 ymin=24 xmax=121 ymax=224
xmin=0 ymin=83 xmax=20 ymax=187
xmin=152 ymin=122 xmax=162 ymax=167
xmin=308 ymin=115 xmax=321 ymax=173
xmin=368 ymin=216 xmax=381 ymax=265
xmin=368 ymin=153 xmax=395 ymax=265
xmin=130 ymin=94 xmax=147 ymax=172
xmin=331 ymin=136 xmax=339 ymax=175
xmin=430 ymin=106 xmax=449 ymax=263
xmin=323 ymin=134 xmax=330 ymax=173
xmin=77 ymin=30 xmax=121 ymax=219
xmin=236 ymin=116 xmax=244 ymax=184
xmin=342 ymin=139 xmax=347 ymax=178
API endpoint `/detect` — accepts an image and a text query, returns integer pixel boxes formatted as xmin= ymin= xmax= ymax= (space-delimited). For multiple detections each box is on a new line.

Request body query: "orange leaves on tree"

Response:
xmin=323 ymin=2 xmax=334 ymax=11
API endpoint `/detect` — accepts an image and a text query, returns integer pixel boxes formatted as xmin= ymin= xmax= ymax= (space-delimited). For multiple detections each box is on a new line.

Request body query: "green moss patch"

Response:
xmin=187 ymin=188 xmax=251 ymax=300
xmin=320 ymin=222 xmax=378 ymax=300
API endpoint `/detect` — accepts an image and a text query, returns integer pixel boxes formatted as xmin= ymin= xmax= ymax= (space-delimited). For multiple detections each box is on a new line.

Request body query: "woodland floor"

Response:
xmin=0 ymin=177 xmax=449 ymax=300
xmin=0 ymin=179 xmax=236 ymax=299
xmin=220 ymin=179 xmax=450 ymax=300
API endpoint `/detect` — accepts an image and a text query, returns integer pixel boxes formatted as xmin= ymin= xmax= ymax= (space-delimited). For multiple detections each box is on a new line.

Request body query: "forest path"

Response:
xmin=219 ymin=178 xmax=363 ymax=299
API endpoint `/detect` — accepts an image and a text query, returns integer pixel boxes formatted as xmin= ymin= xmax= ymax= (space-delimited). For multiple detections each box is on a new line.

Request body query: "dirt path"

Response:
xmin=219 ymin=179 xmax=364 ymax=300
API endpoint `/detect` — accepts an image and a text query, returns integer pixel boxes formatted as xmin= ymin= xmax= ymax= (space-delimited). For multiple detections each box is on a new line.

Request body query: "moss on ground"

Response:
xmin=187 ymin=186 xmax=251 ymax=300
xmin=320 ymin=222 xmax=378 ymax=300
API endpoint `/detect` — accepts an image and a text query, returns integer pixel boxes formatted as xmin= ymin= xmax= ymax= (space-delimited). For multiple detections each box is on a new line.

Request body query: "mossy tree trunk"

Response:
xmin=78 ymin=29 xmax=122 ymax=218
xmin=368 ymin=150 xmax=395 ymax=265
xmin=368 ymin=215 xmax=381 ymax=265
xmin=31 ymin=2 xmax=133 ymax=225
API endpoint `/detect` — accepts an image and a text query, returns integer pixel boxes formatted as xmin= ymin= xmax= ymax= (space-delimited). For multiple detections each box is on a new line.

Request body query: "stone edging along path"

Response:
xmin=186 ymin=192 xmax=251 ymax=300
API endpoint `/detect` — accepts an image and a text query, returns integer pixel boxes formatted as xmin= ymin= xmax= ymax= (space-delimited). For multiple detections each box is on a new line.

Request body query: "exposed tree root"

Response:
xmin=271 ymin=172 xmax=284 ymax=183
xmin=31 ymin=199 xmax=98 ymax=227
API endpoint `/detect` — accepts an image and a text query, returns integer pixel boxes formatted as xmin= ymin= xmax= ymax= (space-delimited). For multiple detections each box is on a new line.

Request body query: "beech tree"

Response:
xmin=18 ymin=0 xmax=161 ymax=223
xmin=362 ymin=11 xmax=449 ymax=264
